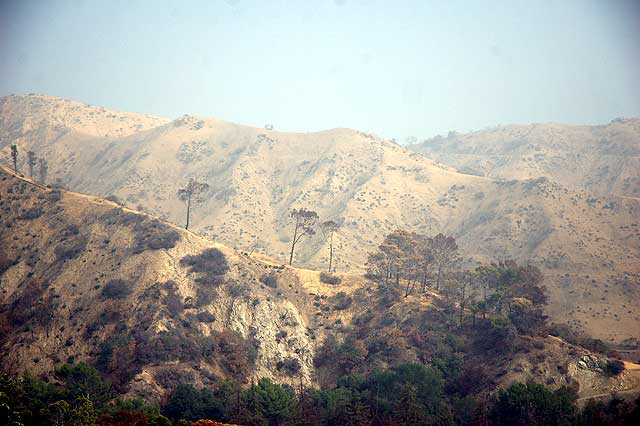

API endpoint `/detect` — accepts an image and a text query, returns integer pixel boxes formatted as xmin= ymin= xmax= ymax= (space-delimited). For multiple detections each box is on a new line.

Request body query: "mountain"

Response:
xmin=407 ymin=119 xmax=640 ymax=198
xmin=1 ymin=94 xmax=639 ymax=343
xmin=2 ymin=166 xmax=638 ymax=403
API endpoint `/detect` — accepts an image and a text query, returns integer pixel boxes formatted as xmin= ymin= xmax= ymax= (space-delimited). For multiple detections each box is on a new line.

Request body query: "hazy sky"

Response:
xmin=1 ymin=0 xmax=639 ymax=141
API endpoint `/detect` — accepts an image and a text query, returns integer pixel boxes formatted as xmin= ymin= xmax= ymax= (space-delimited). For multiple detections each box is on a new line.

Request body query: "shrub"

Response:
xmin=332 ymin=292 xmax=352 ymax=310
xmin=155 ymin=368 xmax=196 ymax=389
xmin=180 ymin=249 xmax=229 ymax=285
xmin=196 ymin=311 xmax=215 ymax=323
xmin=260 ymin=273 xmax=278 ymax=288
xmin=102 ymin=280 xmax=132 ymax=299
xmin=54 ymin=236 xmax=88 ymax=261
xmin=320 ymin=272 xmax=341 ymax=285
xmin=606 ymin=359 xmax=625 ymax=376
xmin=47 ymin=190 xmax=62 ymax=202
xmin=18 ymin=206 xmax=43 ymax=220
xmin=132 ymin=220 xmax=180 ymax=253
xmin=276 ymin=357 xmax=302 ymax=375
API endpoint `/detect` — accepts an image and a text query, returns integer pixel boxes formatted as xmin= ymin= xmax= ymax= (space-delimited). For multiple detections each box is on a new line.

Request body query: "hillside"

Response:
xmin=407 ymin=119 xmax=640 ymax=198
xmin=1 ymin=94 xmax=639 ymax=343
xmin=1 ymin=166 xmax=638 ymax=405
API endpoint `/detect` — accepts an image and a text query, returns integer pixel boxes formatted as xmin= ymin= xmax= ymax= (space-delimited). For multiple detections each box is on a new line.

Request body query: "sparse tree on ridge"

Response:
xmin=27 ymin=151 xmax=36 ymax=179
xmin=38 ymin=158 xmax=48 ymax=184
xmin=177 ymin=178 xmax=210 ymax=230
xmin=10 ymin=144 xmax=18 ymax=172
xmin=288 ymin=208 xmax=318 ymax=266
xmin=320 ymin=220 xmax=340 ymax=272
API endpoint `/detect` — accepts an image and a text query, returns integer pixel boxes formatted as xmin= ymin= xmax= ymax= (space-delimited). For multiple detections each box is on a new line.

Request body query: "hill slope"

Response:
xmin=1 ymin=94 xmax=639 ymax=342
xmin=1 ymin=166 xmax=637 ymax=403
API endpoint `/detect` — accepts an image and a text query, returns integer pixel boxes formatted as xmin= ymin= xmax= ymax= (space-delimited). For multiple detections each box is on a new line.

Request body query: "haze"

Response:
xmin=1 ymin=0 xmax=639 ymax=141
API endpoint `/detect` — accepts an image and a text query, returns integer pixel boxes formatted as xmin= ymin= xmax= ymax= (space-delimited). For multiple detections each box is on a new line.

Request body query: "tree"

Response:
xmin=488 ymin=382 xmax=577 ymax=426
xmin=320 ymin=220 xmax=340 ymax=272
xmin=429 ymin=234 xmax=460 ymax=291
xmin=177 ymin=178 xmax=210 ymax=230
xmin=10 ymin=145 xmax=18 ymax=173
xmin=244 ymin=378 xmax=294 ymax=426
xmin=163 ymin=384 xmax=224 ymax=423
xmin=366 ymin=229 xmax=416 ymax=287
xmin=38 ymin=158 xmax=48 ymax=184
xmin=54 ymin=363 xmax=112 ymax=409
xmin=288 ymin=208 xmax=318 ymax=266
xmin=27 ymin=151 xmax=36 ymax=179
xmin=415 ymin=233 xmax=434 ymax=292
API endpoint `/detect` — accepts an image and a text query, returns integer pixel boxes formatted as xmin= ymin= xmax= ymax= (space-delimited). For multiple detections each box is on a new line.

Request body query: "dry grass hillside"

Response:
xmin=1 ymin=94 xmax=639 ymax=343
xmin=1 ymin=166 xmax=638 ymax=402
xmin=408 ymin=119 xmax=640 ymax=198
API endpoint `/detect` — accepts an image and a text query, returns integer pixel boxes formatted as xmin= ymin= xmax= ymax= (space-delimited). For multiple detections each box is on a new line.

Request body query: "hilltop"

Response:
xmin=407 ymin=119 xmax=640 ymax=198
xmin=0 ymin=94 xmax=639 ymax=343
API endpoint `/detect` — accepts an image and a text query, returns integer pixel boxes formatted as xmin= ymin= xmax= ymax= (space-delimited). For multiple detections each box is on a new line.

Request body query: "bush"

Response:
xmin=132 ymin=220 xmax=180 ymax=253
xmin=332 ymin=292 xmax=352 ymax=310
xmin=180 ymin=249 xmax=229 ymax=285
xmin=47 ymin=189 xmax=62 ymax=202
xmin=606 ymin=359 xmax=625 ymax=376
xmin=155 ymin=368 xmax=196 ymax=389
xmin=196 ymin=311 xmax=215 ymax=323
xmin=54 ymin=236 xmax=88 ymax=261
xmin=276 ymin=357 xmax=302 ymax=375
xmin=18 ymin=206 xmax=43 ymax=220
xmin=320 ymin=272 xmax=341 ymax=285
xmin=260 ymin=273 xmax=278 ymax=288
xmin=102 ymin=280 xmax=132 ymax=299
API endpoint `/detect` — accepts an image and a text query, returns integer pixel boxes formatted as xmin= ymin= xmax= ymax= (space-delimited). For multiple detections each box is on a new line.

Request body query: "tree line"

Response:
xmin=2 ymin=363 xmax=638 ymax=426
xmin=365 ymin=229 xmax=549 ymax=335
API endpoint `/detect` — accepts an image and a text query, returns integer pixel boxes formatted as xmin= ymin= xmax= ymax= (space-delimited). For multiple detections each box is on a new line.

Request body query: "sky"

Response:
xmin=1 ymin=0 xmax=639 ymax=141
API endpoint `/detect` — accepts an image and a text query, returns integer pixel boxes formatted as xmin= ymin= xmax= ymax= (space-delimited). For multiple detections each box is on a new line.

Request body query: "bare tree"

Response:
xmin=38 ymin=158 xmax=48 ymax=184
xmin=177 ymin=178 xmax=210 ymax=230
xmin=27 ymin=151 xmax=37 ymax=179
xmin=10 ymin=144 xmax=18 ymax=172
xmin=320 ymin=220 xmax=340 ymax=272
xmin=429 ymin=233 xmax=460 ymax=291
xmin=288 ymin=208 xmax=318 ymax=266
